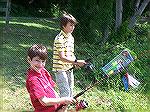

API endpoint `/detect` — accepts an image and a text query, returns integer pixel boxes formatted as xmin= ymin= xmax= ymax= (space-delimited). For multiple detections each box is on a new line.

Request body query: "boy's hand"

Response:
xmin=62 ymin=97 xmax=76 ymax=105
xmin=56 ymin=97 xmax=76 ymax=112
xmin=57 ymin=105 xmax=68 ymax=112
xmin=76 ymin=60 xmax=86 ymax=67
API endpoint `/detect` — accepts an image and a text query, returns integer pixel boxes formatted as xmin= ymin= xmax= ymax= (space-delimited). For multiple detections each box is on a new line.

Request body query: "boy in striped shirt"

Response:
xmin=52 ymin=12 xmax=86 ymax=98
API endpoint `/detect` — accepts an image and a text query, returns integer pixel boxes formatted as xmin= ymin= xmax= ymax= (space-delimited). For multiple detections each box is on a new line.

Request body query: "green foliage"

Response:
xmin=111 ymin=21 xmax=136 ymax=43
xmin=122 ymin=0 xmax=135 ymax=21
xmin=11 ymin=4 xmax=54 ymax=17
xmin=50 ymin=4 xmax=60 ymax=18
xmin=73 ymin=21 xmax=150 ymax=95
xmin=65 ymin=0 xmax=114 ymax=44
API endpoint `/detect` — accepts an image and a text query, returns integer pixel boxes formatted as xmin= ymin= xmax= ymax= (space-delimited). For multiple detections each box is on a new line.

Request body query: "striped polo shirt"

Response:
xmin=52 ymin=30 xmax=76 ymax=71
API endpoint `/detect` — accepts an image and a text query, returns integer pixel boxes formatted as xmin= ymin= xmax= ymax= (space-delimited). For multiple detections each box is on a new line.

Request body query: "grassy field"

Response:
xmin=1 ymin=17 xmax=59 ymax=111
xmin=1 ymin=17 xmax=150 ymax=112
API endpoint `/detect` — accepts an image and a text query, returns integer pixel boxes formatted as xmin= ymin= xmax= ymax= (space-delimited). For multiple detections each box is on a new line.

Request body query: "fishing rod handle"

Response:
xmin=55 ymin=95 xmax=79 ymax=111
xmin=68 ymin=58 xmax=92 ymax=71
xmin=55 ymin=104 xmax=66 ymax=112
xmin=55 ymin=92 xmax=84 ymax=112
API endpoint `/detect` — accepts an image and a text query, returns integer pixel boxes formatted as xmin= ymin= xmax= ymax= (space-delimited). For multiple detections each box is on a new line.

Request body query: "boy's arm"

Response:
xmin=59 ymin=51 xmax=86 ymax=67
xmin=58 ymin=51 xmax=76 ymax=64
xmin=39 ymin=96 xmax=74 ymax=106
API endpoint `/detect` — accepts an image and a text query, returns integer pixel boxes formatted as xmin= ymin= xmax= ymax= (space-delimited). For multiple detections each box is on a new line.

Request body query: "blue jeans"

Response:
xmin=55 ymin=70 xmax=74 ymax=97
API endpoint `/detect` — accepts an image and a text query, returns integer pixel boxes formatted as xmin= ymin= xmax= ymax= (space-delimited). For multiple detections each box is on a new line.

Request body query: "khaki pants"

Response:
xmin=55 ymin=70 xmax=74 ymax=97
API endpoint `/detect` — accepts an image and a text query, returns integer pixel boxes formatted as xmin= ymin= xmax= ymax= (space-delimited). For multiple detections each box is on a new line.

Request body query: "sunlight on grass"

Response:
xmin=10 ymin=21 xmax=59 ymax=30
xmin=1 ymin=17 xmax=58 ymax=111
xmin=77 ymin=88 xmax=150 ymax=112
xmin=2 ymin=45 xmax=18 ymax=51
xmin=0 ymin=21 xmax=5 ymax=24
xmin=19 ymin=44 xmax=32 ymax=48
xmin=2 ymin=86 xmax=33 ymax=111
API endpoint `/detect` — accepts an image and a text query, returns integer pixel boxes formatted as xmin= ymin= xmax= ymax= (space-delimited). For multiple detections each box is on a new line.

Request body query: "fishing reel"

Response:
xmin=56 ymin=99 xmax=88 ymax=112
xmin=83 ymin=58 xmax=95 ymax=73
xmin=76 ymin=99 xmax=88 ymax=111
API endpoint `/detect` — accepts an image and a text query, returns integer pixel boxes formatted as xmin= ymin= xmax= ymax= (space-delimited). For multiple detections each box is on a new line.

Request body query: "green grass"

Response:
xmin=1 ymin=17 xmax=59 ymax=111
xmin=1 ymin=17 xmax=150 ymax=112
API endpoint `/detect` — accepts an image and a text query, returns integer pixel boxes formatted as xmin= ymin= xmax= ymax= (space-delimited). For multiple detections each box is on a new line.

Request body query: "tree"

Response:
xmin=112 ymin=0 xmax=150 ymax=43
xmin=115 ymin=0 xmax=123 ymax=30
xmin=67 ymin=0 xmax=149 ymax=43
xmin=115 ymin=0 xmax=150 ymax=30
xmin=128 ymin=0 xmax=150 ymax=28
xmin=66 ymin=0 xmax=114 ymax=44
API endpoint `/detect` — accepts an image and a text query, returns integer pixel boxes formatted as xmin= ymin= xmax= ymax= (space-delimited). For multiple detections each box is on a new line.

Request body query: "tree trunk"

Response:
xmin=115 ymin=0 xmax=123 ymax=31
xmin=101 ymin=25 xmax=109 ymax=45
xmin=135 ymin=0 xmax=141 ymax=10
xmin=128 ymin=0 xmax=150 ymax=29
xmin=6 ymin=0 xmax=11 ymax=25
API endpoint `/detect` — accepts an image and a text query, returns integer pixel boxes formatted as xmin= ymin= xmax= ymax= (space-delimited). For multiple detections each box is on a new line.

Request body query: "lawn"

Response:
xmin=1 ymin=17 xmax=150 ymax=112
xmin=1 ymin=17 xmax=59 ymax=111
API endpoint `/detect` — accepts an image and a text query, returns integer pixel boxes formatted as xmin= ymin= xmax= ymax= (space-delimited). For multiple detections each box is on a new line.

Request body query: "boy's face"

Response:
xmin=28 ymin=56 xmax=46 ymax=72
xmin=63 ymin=22 xmax=75 ymax=34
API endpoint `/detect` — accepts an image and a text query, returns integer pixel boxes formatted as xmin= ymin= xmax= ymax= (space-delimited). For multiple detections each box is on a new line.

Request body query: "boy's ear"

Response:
xmin=27 ymin=56 xmax=31 ymax=64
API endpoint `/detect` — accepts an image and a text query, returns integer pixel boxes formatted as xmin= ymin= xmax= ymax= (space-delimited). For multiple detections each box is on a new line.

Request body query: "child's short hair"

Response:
xmin=28 ymin=44 xmax=48 ymax=60
xmin=60 ymin=12 xmax=78 ymax=29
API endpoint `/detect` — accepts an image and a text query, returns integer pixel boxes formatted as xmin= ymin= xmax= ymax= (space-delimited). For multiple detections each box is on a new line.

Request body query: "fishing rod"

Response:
xmin=56 ymin=49 xmax=135 ymax=112
xmin=55 ymin=58 xmax=95 ymax=112
xmin=55 ymin=74 xmax=108 ymax=112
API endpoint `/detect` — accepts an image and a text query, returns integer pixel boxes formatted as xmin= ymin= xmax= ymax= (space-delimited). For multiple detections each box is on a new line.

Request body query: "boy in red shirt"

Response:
xmin=26 ymin=44 xmax=74 ymax=112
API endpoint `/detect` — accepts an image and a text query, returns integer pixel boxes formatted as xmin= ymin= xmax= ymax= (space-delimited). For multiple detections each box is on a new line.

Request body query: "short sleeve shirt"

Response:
xmin=52 ymin=30 xmax=76 ymax=71
xmin=26 ymin=68 xmax=59 ymax=112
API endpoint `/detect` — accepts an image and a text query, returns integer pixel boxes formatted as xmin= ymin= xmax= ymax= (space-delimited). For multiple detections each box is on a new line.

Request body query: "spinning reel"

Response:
xmin=83 ymin=58 xmax=95 ymax=72
xmin=75 ymin=99 xmax=88 ymax=111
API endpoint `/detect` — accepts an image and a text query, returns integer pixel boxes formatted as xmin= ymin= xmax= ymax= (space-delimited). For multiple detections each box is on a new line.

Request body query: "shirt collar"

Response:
xmin=61 ymin=30 xmax=71 ymax=38
xmin=28 ymin=68 xmax=43 ymax=77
